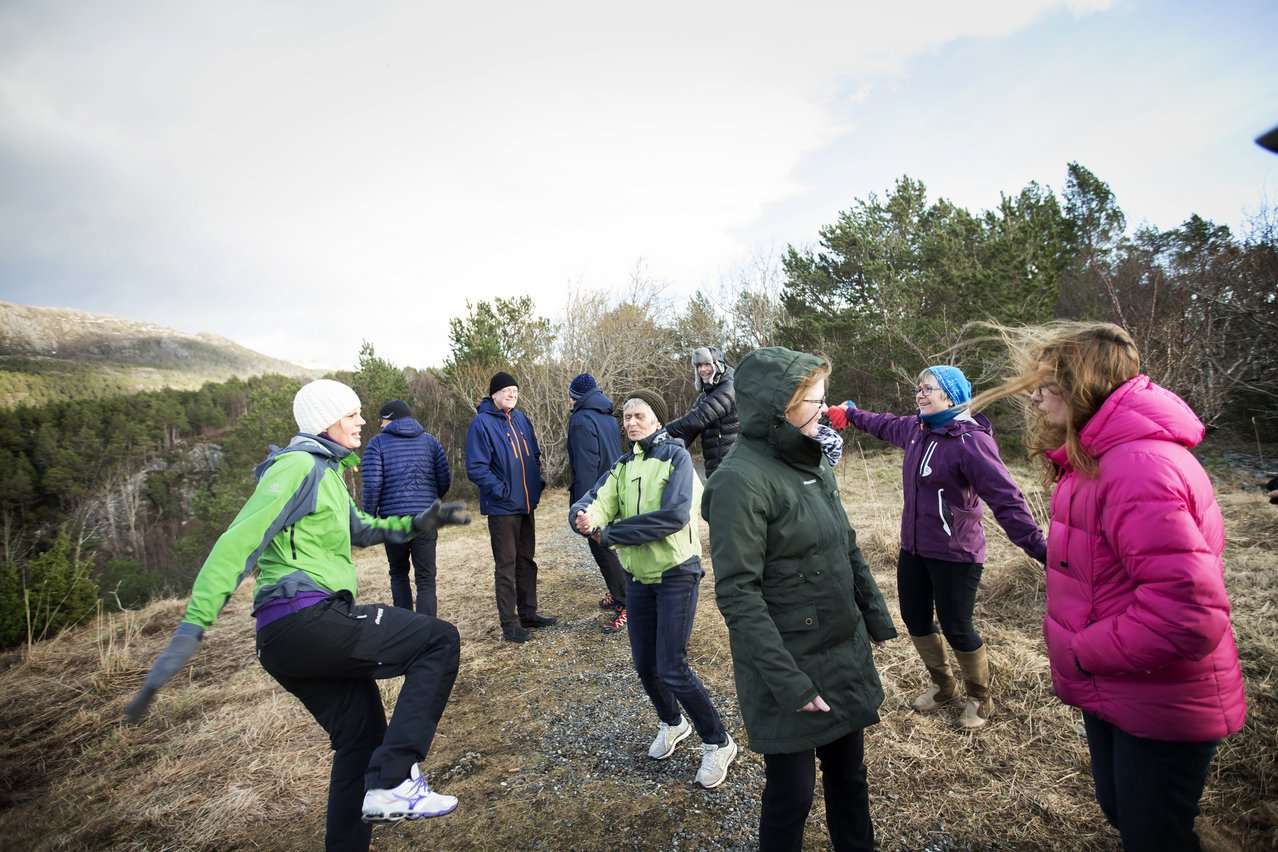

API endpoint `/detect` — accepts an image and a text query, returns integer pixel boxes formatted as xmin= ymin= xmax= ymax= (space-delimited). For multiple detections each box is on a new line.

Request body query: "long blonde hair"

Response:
xmin=785 ymin=360 xmax=832 ymax=415
xmin=967 ymin=322 xmax=1140 ymax=483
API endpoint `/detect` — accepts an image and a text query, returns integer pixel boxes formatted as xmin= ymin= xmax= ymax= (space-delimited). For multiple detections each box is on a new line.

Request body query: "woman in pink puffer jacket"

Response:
xmin=972 ymin=322 xmax=1245 ymax=852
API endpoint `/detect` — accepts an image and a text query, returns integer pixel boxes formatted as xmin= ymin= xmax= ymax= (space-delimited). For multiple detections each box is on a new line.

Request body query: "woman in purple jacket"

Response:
xmin=827 ymin=365 xmax=1046 ymax=729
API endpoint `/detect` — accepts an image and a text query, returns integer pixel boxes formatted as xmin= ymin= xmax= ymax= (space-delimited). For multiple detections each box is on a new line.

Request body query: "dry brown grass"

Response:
xmin=0 ymin=450 xmax=1274 ymax=851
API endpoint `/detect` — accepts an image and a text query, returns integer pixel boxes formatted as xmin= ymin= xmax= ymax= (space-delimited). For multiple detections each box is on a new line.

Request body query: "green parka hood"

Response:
xmin=735 ymin=346 xmax=825 ymax=471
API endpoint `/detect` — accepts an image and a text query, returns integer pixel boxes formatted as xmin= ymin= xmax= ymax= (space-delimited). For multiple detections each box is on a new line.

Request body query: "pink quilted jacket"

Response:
xmin=1043 ymin=375 xmax=1245 ymax=742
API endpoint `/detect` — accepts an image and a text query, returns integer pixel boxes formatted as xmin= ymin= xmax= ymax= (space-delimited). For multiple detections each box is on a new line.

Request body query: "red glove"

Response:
xmin=826 ymin=403 xmax=849 ymax=430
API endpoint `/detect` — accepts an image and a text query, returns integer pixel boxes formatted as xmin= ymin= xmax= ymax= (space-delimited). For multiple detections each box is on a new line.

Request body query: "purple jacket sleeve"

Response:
xmin=959 ymin=432 xmax=1047 ymax=562
xmin=848 ymin=408 xmax=918 ymax=450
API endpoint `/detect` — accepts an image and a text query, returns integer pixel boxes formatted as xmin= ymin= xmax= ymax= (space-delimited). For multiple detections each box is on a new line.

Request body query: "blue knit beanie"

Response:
xmin=925 ymin=365 xmax=972 ymax=405
xmin=569 ymin=373 xmax=598 ymax=400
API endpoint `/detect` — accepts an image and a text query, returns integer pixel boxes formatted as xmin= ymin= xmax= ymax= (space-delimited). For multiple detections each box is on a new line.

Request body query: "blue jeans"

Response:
xmin=626 ymin=559 xmax=727 ymax=745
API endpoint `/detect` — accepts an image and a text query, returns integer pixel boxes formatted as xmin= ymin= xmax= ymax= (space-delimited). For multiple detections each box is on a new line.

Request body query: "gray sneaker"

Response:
xmin=695 ymin=733 xmax=737 ymax=789
xmin=647 ymin=715 xmax=692 ymax=759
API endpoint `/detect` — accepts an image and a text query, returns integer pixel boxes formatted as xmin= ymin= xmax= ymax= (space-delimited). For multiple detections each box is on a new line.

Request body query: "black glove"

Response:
xmin=123 ymin=622 xmax=204 ymax=723
xmin=413 ymin=500 xmax=471 ymax=535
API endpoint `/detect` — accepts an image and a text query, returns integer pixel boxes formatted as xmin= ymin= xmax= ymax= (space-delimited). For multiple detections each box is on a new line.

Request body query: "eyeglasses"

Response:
xmin=915 ymin=385 xmax=942 ymax=396
xmin=800 ymin=397 xmax=826 ymax=406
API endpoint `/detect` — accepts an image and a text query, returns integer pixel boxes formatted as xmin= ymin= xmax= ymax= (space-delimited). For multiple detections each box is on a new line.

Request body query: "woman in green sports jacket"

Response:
xmin=702 ymin=348 xmax=897 ymax=852
xmin=125 ymin=379 xmax=470 ymax=852
xmin=570 ymin=389 xmax=738 ymax=791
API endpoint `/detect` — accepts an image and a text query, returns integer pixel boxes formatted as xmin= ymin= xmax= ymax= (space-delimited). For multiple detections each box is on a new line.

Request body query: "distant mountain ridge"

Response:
xmin=0 ymin=301 xmax=318 ymax=407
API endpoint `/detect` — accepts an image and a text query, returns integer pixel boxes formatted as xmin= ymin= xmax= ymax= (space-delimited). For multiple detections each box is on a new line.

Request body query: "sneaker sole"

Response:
xmin=697 ymin=739 xmax=738 ymax=789
xmin=649 ymin=724 xmax=692 ymax=760
xmin=362 ymin=800 xmax=458 ymax=823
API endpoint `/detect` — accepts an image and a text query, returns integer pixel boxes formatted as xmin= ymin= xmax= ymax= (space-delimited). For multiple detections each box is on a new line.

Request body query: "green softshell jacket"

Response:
xmin=569 ymin=430 xmax=702 ymax=584
xmin=702 ymin=347 xmax=898 ymax=754
xmin=182 ymin=434 xmax=417 ymax=629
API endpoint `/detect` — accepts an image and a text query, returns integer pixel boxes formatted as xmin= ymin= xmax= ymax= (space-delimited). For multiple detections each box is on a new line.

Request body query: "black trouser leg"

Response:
xmin=1083 ymin=712 xmax=1218 ymax=852
xmin=817 ymin=729 xmax=874 ymax=852
xmin=488 ymin=515 xmax=520 ymax=627
xmin=514 ymin=512 xmax=539 ymax=621
xmin=896 ymin=550 xmax=937 ymax=637
xmin=410 ymin=534 xmax=439 ymax=617
xmin=384 ymin=540 xmax=413 ymax=611
xmin=926 ymin=559 xmax=983 ymax=652
xmin=760 ymin=748 xmax=816 ymax=852
xmin=587 ymin=536 xmax=627 ymax=606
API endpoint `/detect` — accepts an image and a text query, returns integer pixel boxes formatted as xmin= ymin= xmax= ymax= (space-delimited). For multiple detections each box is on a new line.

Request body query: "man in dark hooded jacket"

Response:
xmin=362 ymin=400 xmax=452 ymax=616
xmin=566 ymin=373 xmax=628 ymax=632
xmin=665 ymin=346 xmax=739 ymax=477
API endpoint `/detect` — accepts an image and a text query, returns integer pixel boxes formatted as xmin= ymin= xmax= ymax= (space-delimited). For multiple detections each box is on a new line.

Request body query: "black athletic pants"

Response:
xmin=384 ymin=534 xmax=439 ymax=616
xmin=897 ymin=549 xmax=984 ymax=652
xmin=1082 ymin=712 xmax=1218 ymax=852
xmin=760 ymin=729 xmax=874 ymax=852
xmin=257 ymin=593 xmax=460 ymax=852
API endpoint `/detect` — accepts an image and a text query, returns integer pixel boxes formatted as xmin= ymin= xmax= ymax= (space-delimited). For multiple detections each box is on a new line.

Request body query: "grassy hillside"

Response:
xmin=0 ymin=301 xmax=317 ymax=408
xmin=0 ymin=450 xmax=1273 ymax=851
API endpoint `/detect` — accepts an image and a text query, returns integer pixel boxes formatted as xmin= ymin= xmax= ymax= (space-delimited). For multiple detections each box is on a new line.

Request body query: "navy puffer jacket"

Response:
xmin=360 ymin=418 xmax=451 ymax=519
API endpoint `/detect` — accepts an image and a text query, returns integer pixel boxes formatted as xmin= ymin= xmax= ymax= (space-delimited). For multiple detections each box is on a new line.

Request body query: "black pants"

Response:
xmin=1082 ymin=712 xmax=1218 ymax=852
xmin=385 ymin=534 xmax=438 ymax=616
xmin=487 ymin=513 xmax=539 ymax=628
xmin=897 ymin=550 xmax=983 ymax=652
xmin=587 ymin=537 xmax=627 ymax=606
xmin=760 ymin=729 xmax=874 ymax=852
xmin=256 ymin=594 xmax=460 ymax=852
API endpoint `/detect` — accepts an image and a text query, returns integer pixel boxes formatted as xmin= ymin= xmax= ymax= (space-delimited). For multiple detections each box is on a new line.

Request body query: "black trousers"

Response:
xmin=897 ymin=550 xmax=984 ymax=652
xmin=487 ymin=513 xmax=539 ymax=627
xmin=760 ymin=729 xmax=874 ymax=852
xmin=256 ymin=594 xmax=460 ymax=852
xmin=1082 ymin=712 xmax=1219 ymax=852
xmin=587 ymin=536 xmax=627 ymax=606
xmin=384 ymin=534 xmax=438 ymax=616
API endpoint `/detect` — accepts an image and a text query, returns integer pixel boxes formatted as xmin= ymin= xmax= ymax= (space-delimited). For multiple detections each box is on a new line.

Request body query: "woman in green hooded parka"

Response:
xmin=703 ymin=347 xmax=897 ymax=852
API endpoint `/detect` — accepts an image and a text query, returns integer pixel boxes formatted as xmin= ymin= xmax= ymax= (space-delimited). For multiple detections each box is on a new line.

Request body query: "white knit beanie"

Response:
xmin=293 ymin=379 xmax=362 ymax=435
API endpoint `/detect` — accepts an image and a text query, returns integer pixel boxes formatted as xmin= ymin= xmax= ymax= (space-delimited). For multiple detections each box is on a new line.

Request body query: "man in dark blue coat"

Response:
xmin=565 ymin=373 xmax=628 ymax=633
xmin=361 ymin=399 xmax=452 ymax=616
xmin=465 ymin=371 xmax=556 ymax=642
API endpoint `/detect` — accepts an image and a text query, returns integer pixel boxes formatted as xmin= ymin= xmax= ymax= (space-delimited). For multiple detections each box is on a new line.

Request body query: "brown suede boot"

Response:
xmin=954 ymin=645 xmax=992 ymax=729
xmin=910 ymin=633 xmax=958 ymax=713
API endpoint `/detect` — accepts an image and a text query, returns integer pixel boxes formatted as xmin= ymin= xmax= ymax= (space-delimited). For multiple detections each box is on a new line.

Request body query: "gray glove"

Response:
xmin=123 ymin=622 xmax=204 ymax=723
xmin=413 ymin=500 xmax=471 ymax=535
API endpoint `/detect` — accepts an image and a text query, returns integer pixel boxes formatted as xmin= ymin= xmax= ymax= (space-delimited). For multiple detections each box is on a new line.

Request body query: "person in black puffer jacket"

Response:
xmin=665 ymin=346 xmax=740 ymax=477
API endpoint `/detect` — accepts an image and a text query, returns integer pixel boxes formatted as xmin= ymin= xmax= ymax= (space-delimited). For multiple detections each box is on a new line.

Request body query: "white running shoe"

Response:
xmin=695 ymin=733 xmax=738 ymax=789
xmin=361 ymin=763 xmax=458 ymax=823
xmin=647 ymin=715 xmax=692 ymax=759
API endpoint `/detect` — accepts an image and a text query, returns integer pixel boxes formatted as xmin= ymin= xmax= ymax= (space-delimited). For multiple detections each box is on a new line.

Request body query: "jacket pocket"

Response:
xmin=771 ymin=604 xmax=819 ymax=633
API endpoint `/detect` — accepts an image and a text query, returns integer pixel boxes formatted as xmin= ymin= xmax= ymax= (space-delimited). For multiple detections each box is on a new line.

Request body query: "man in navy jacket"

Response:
xmin=362 ymin=399 xmax=452 ymax=616
xmin=565 ymin=373 xmax=628 ymax=633
xmin=465 ymin=372 xmax=556 ymax=642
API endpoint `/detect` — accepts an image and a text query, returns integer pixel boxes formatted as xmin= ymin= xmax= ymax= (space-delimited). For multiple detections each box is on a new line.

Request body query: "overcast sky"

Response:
xmin=2 ymin=0 xmax=1275 ymax=369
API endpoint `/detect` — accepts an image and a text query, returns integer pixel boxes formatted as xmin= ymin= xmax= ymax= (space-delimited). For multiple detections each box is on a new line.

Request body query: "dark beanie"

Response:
xmin=378 ymin=399 xmax=412 ymax=421
xmin=569 ymin=372 xmax=597 ymax=400
xmin=623 ymin=388 xmax=669 ymax=425
xmin=489 ymin=371 xmax=518 ymax=396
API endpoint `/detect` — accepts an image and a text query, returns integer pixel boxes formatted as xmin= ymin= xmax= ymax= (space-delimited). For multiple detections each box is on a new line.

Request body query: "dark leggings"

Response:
xmin=896 ymin=550 xmax=983 ymax=652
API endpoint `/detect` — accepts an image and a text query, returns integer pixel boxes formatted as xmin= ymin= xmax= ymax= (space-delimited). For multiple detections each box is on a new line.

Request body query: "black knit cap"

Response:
xmin=623 ymin=388 xmax=668 ymax=425
xmin=488 ymin=371 xmax=518 ymax=396
xmin=378 ymin=399 xmax=412 ymax=421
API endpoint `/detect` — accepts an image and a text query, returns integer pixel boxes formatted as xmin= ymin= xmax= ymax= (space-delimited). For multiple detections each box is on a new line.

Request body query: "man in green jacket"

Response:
xmin=125 ymin=379 xmax=471 ymax=851
xmin=570 ymin=389 xmax=737 ymax=789
xmin=703 ymin=348 xmax=897 ymax=851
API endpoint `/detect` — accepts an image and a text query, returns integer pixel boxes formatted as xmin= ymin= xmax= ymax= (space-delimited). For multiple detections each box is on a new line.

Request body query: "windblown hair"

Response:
xmin=785 ymin=359 xmax=832 ymax=415
xmin=966 ymin=322 xmax=1140 ymax=484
